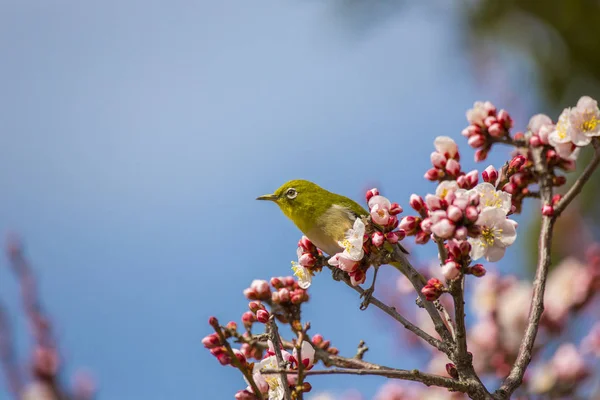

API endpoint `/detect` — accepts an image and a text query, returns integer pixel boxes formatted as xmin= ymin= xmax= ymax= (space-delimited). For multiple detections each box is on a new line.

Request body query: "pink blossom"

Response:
xmin=482 ymin=165 xmax=498 ymax=183
xmin=445 ymin=159 xmax=461 ymax=176
xmin=371 ymin=231 xmax=385 ymax=247
xmin=441 ymin=260 xmax=460 ymax=280
xmin=434 ymin=136 xmax=459 ymax=158
xmin=409 ymin=194 xmax=425 ymax=211
xmin=551 ymin=343 xmax=589 ymax=382
xmin=431 ymin=218 xmax=455 ymax=239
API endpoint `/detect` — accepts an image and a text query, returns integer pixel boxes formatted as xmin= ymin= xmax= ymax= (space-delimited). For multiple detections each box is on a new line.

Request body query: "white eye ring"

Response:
xmin=286 ymin=188 xmax=297 ymax=199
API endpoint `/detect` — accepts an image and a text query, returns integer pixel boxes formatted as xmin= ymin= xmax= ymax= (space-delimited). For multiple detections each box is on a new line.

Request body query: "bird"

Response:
xmin=256 ymin=179 xmax=410 ymax=306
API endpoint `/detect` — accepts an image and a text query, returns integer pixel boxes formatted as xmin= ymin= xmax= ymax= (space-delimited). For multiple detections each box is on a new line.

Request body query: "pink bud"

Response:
xmin=399 ymin=216 xmax=417 ymax=233
xmin=235 ymin=390 xmax=256 ymax=400
xmin=365 ymin=188 xmax=379 ymax=202
xmin=514 ymin=131 xmax=525 ymax=141
xmin=217 ymin=352 xmax=232 ymax=366
xmin=312 ymin=334 xmax=324 ymax=345
xmin=415 ymin=231 xmax=431 ymax=244
xmin=242 ymin=311 xmax=256 ymax=328
xmin=447 ymin=205 xmax=463 ymax=222
xmin=424 ymin=168 xmax=442 ymax=181
xmin=226 ymin=321 xmax=237 ymax=331
xmin=474 ymin=148 xmax=488 ymax=162
xmin=465 ymin=206 xmax=479 ymax=222
xmin=484 ymin=116 xmax=498 ymax=127
xmin=488 ymin=123 xmax=504 ymax=138
xmin=465 ymin=170 xmax=479 ymax=187
xmin=420 ymin=217 xmax=433 ymax=233
xmin=431 ymin=218 xmax=455 ymax=239
xmin=459 ymin=240 xmax=471 ymax=255
xmin=248 ymin=301 xmax=263 ymax=312
xmin=546 ymin=149 xmax=558 ymax=161
xmin=542 ymin=204 xmax=554 ymax=216
xmin=387 ymin=215 xmax=399 ymax=229
xmin=386 ymin=230 xmax=405 ymax=244
xmin=445 ymin=159 xmax=461 ymax=176
xmin=554 ymin=176 xmax=566 ymax=186
xmin=431 ymin=152 xmax=447 ymax=168
xmin=468 ymin=134 xmax=486 ymax=148
xmin=243 ymin=288 xmax=258 ymax=300
xmin=446 ymin=363 xmax=459 ymax=379
xmin=462 ymin=125 xmax=481 ymax=137
xmin=202 ymin=334 xmax=221 ymax=348
xmin=552 ymin=194 xmax=562 ymax=205
xmin=442 ymin=261 xmax=460 ymax=280
xmin=298 ymin=252 xmax=316 ymax=268
xmin=497 ymin=109 xmax=512 ymax=128
xmin=509 ymin=155 xmax=526 ymax=171
xmin=256 ymin=309 xmax=270 ymax=323
xmin=278 ymin=288 xmax=291 ymax=302
xmin=208 ymin=316 xmax=219 ymax=327
xmin=421 ymin=278 xmax=444 ymax=301
xmin=409 ymin=194 xmax=425 ymax=212
xmin=502 ymin=182 xmax=517 ymax=194
xmin=233 ymin=349 xmax=247 ymax=366
xmin=389 ymin=202 xmax=403 ymax=215
xmin=371 ymin=232 xmax=385 ymax=247
xmin=482 ymin=165 xmax=498 ymax=183
xmin=529 ymin=135 xmax=542 ymax=147
xmin=470 ymin=264 xmax=486 ymax=277
xmin=298 ymin=236 xmax=316 ymax=252
xmin=270 ymin=277 xmax=283 ymax=289
xmin=283 ymin=276 xmax=295 ymax=287
xmin=454 ymin=226 xmax=467 ymax=240
xmin=425 ymin=194 xmax=443 ymax=211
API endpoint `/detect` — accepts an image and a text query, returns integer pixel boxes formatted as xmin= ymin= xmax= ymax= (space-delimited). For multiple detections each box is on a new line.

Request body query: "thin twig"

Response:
xmin=262 ymin=367 xmax=470 ymax=392
xmin=354 ymin=340 xmax=368 ymax=360
xmin=451 ymin=274 xmax=469 ymax=370
xmin=555 ymin=138 xmax=600 ymax=216
xmin=210 ymin=320 xmax=264 ymax=400
xmin=267 ymin=318 xmax=293 ymax=400
xmin=495 ymin=146 xmax=556 ymax=400
xmin=325 ymin=265 xmax=447 ymax=353
xmin=294 ymin=329 xmax=306 ymax=400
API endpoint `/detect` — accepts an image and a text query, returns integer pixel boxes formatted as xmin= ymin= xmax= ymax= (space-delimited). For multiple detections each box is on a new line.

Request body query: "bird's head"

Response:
xmin=256 ymin=179 xmax=330 ymax=230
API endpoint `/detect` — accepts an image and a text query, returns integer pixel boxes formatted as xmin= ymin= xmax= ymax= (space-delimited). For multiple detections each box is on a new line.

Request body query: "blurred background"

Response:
xmin=1 ymin=0 xmax=599 ymax=399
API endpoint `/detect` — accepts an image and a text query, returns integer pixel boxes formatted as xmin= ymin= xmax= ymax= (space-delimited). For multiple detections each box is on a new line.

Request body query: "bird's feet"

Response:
xmin=359 ymin=267 xmax=379 ymax=310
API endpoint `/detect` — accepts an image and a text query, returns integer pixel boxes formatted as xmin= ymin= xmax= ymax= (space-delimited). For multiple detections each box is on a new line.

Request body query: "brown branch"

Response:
xmin=451 ymin=275 xmax=468 ymax=369
xmin=354 ymin=340 xmax=368 ymax=360
xmin=495 ymin=146 xmax=555 ymax=400
xmin=267 ymin=318 xmax=292 ymax=400
xmin=555 ymin=138 xmax=600 ymax=216
xmin=325 ymin=265 xmax=447 ymax=354
xmin=262 ymin=367 xmax=469 ymax=392
xmin=210 ymin=320 xmax=264 ymax=400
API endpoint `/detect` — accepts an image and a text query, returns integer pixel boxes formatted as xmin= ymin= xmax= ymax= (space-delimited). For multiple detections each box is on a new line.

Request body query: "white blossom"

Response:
xmin=469 ymin=208 xmax=517 ymax=262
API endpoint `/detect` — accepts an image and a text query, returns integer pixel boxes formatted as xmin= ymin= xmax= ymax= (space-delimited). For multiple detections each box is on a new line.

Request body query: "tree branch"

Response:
xmin=555 ymin=138 xmax=600 ymax=216
xmin=267 ymin=318 xmax=293 ymax=400
xmin=261 ymin=367 xmax=469 ymax=392
xmin=326 ymin=265 xmax=448 ymax=354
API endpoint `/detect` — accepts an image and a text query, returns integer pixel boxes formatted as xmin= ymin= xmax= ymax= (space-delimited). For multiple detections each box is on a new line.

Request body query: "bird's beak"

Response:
xmin=256 ymin=193 xmax=278 ymax=202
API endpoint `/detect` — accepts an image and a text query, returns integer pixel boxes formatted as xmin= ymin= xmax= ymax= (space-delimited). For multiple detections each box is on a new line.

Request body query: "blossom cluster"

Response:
xmin=326 ymin=190 xmax=407 ymax=287
xmin=462 ymin=101 xmax=514 ymax=161
xmin=425 ymin=136 xmax=479 ymax=189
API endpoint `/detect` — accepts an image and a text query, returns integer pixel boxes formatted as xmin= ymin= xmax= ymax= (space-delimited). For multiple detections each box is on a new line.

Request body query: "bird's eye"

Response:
xmin=286 ymin=188 xmax=297 ymax=199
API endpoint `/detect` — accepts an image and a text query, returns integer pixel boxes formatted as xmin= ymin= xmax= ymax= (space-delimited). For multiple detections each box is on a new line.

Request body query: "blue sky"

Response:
xmin=0 ymin=2 xmax=541 ymax=399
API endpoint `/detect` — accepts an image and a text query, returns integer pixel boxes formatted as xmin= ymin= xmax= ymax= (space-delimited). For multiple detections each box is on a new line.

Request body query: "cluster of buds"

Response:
xmin=270 ymin=276 xmax=310 ymax=306
xmin=365 ymin=189 xmax=405 ymax=245
xmin=204 ymin=318 xmax=246 ymax=367
xmin=440 ymin=239 xmax=476 ymax=281
xmin=425 ymin=136 xmax=479 ymax=189
xmin=462 ymin=101 xmax=514 ymax=161
xmin=291 ymin=237 xmax=324 ymax=289
xmin=243 ymin=280 xmax=271 ymax=301
xmin=311 ymin=333 xmax=339 ymax=356
xmin=421 ymin=278 xmax=445 ymax=301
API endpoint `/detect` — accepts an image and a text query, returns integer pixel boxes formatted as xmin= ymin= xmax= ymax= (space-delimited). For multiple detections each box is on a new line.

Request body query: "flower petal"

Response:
xmin=485 ymin=246 xmax=506 ymax=262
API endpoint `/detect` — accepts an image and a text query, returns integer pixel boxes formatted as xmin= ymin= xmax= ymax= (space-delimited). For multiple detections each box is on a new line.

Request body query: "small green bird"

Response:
xmin=257 ymin=180 xmax=410 ymax=298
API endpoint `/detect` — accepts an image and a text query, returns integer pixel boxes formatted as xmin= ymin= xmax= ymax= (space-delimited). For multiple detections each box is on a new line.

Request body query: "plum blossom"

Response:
xmin=469 ymin=208 xmax=517 ymax=262
xmin=337 ymin=218 xmax=365 ymax=261
xmin=466 ymin=101 xmax=495 ymax=127
xmin=292 ymin=341 xmax=316 ymax=368
xmin=544 ymin=257 xmax=590 ymax=325
xmin=292 ymin=248 xmax=313 ymax=289
xmin=434 ymin=136 xmax=459 ymax=158
xmin=549 ymin=109 xmax=579 ymax=160
xmin=248 ymin=355 xmax=285 ymax=399
xmin=470 ymin=182 xmax=511 ymax=213
xmin=551 ymin=343 xmax=589 ymax=382
xmin=567 ymin=95 xmax=600 ymax=146
xmin=369 ymin=195 xmax=392 ymax=226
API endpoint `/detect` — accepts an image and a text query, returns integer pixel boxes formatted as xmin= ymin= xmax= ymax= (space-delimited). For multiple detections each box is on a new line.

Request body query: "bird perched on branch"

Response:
xmin=257 ymin=179 xmax=411 ymax=306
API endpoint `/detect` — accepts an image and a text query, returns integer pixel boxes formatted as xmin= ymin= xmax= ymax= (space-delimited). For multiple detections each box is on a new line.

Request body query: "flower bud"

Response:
xmin=409 ymin=194 xmax=425 ymax=212
xmin=248 ymin=301 xmax=263 ymax=313
xmin=298 ymin=236 xmax=317 ymax=252
xmin=442 ymin=261 xmax=460 ymax=280
xmin=465 ymin=170 xmax=479 ymax=187
xmin=484 ymin=116 xmax=497 ymax=127
xmin=371 ymin=231 xmax=385 ymax=247
xmin=415 ymin=231 xmax=431 ymax=244
xmin=552 ymin=194 xmax=562 ymax=205
xmin=514 ymin=131 xmax=525 ymax=140
xmin=497 ymin=109 xmax=512 ymax=128
xmin=278 ymin=288 xmax=291 ymax=303
xmin=542 ymin=204 xmax=554 ymax=217
xmin=474 ymin=148 xmax=488 ymax=162
xmin=553 ymin=176 xmax=567 ymax=187
xmin=399 ymin=216 xmax=417 ymax=233
xmin=302 ymin=382 xmax=313 ymax=393
xmin=235 ymin=390 xmax=256 ymax=400
xmin=385 ymin=231 xmax=403 ymax=244
xmin=291 ymin=293 xmax=305 ymax=304
xmin=421 ymin=278 xmax=444 ymax=301
xmin=226 ymin=321 xmax=238 ymax=331
xmin=465 ymin=206 xmax=479 ymax=222
xmin=467 ymin=134 xmax=486 ymax=148
xmin=529 ymin=135 xmax=542 ymax=147
xmin=256 ymin=309 xmax=270 ymax=323
xmin=431 ymin=152 xmax=447 ymax=168
xmin=488 ymin=123 xmax=504 ymax=138
xmin=509 ymin=155 xmax=526 ymax=172
xmin=365 ymin=188 xmax=379 ymax=202
xmin=503 ymin=182 xmax=517 ymax=194
xmin=389 ymin=202 xmax=403 ymax=215
xmin=202 ymin=333 xmax=221 ymax=348
xmin=283 ymin=276 xmax=295 ymax=287
xmin=454 ymin=226 xmax=467 ymax=240
xmin=298 ymin=252 xmax=316 ymax=268
xmin=243 ymin=288 xmax=258 ymax=300
xmin=482 ymin=165 xmax=498 ymax=183
xmin=424 ymin=168 xmax=442 ymax=181
xmin=459 ymin=240 xmax=471 ymax=255
xmin=425 ymin=194 xmax=443 ymax=211
xmin=233 ymin=349 xmax=247 ymax=367
xmin=208 ymin=316 xmax=219 ymax=327
xmin=469 ymin=264 xmax=486 ymax=277
xmin=447 ymin=205 xmax=463 ymax=222
xmin=271 ymin=291 xmax=280 ymax=303
xmin=270 ymin=277 xmax=283 ymax=289
xmin=445 ymin=159 xmax=461 ymax=176
xmin=217 ymin=352 xmax=232 ymax=366
xmin=242 ymin=311 xmax=256 ymax=328
xmin=312 ymin=334 xmax=324 ymax=346
xmin=446 ymin=363 xmax=459 ymax=379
